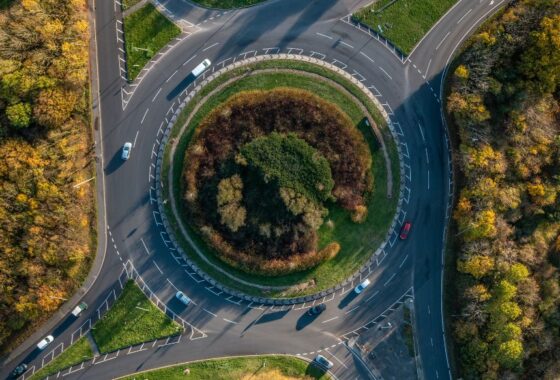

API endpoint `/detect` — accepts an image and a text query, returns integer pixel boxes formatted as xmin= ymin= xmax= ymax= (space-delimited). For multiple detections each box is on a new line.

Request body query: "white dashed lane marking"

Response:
xmin=316 ymin=32 xmax=333 ymax=40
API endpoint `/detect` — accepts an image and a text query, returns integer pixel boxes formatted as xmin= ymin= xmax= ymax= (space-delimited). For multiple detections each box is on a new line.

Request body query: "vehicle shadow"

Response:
xmin=104 ymin=150 xmax=126 ymax=175
xmin=254 ymin=309 xmax=289 ymax=325
xmin=166 ymin=73 xmax=196 ymax=101
xmin=338 ymin=290 xmax=359 ymax=309
xmin=305 ymin=361 xmax=327 ymax=378
xmin=295 ymin=311 xmax=320 ymax=331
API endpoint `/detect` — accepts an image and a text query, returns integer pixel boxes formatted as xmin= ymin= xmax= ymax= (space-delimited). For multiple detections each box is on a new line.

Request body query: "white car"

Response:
xmin=314 ymin=354 xmax=334 ymax=369
xmin=191 ymin=59 xmax=211 ymax=77
xmin=71 ymin=302 xmax=88 ymax=317
xmin=37 ymin=335 xmax=54 ymax=350
xmin=354 ymin=279 xmax=371 ymax=294
xmin=121 ymin=142 xmax=132 ymax=160
xmin=175 ymin=291 xmax=191 ymax=305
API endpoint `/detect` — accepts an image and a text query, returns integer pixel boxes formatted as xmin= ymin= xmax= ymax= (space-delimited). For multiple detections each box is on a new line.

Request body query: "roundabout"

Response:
xmin=161 ymin=57 xmax=401 ymax=300
xmin=0 ymin=1 xmax=511 ymax=379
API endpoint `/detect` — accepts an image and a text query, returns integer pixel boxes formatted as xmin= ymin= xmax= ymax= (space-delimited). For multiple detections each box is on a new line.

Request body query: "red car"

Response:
xmin=400 ymin=221 xmax=412 ymax=240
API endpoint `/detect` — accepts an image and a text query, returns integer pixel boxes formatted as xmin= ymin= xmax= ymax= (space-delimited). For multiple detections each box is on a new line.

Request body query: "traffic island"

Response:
xmin=159 ymin=57 xmax=403 ymax=301
xmin=116 ymin=355 xmax=330 ymax=380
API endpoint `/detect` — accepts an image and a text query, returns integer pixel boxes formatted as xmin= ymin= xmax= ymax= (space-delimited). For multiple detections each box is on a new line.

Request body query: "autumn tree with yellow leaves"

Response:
xmin=447 ymin=0 xmax=560 ymax=378
xmin=0 ymin=0 xmax=94 ymax=352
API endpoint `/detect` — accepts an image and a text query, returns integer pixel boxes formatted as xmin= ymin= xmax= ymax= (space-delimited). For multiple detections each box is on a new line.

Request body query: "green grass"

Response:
xmin=122 ymin=0 xmax=143 ymax=11
xmin=117 ymin=355 xmax=330 ymax=379
xmin=91 ymin=281 xmax=183 ymax=353
xmin=189 ymin=0 xmax=265 ymax=9
xmin=353 ymin=0 xmax=457 ymax=54
xmin=29 ymin=337 xmax=93 ymax=380
xmin=124 ymin=3 xmax=181 ymax=80
xmin=163 ymin=60 xmax=400 ymax=297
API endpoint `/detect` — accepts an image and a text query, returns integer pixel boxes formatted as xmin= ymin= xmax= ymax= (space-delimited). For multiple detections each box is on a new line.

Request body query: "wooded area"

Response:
xmin=182 ymin=88 xmax=372 ymax=275
xmin=0 ymin=0 xmax=95 ymax=351
xmin=447 ymin=0 xmax=560 ymax=378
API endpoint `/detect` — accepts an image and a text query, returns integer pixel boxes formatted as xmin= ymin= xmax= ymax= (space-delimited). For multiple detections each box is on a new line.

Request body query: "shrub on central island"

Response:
xmin=182 ymin=88 xmax=373 ymax=276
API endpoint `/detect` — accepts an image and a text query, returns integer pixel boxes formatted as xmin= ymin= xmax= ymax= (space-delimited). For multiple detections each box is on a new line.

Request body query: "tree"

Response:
xmin=495 ymin=339 xmax=523 ymax=369
xmin=457 ymin=255 xmax=495 ymax=279
xmin=33 ymin=88 xmax=78 ymax=128
xmin=5 ymin=102 xmax=32 ymax=128
xmin=521 ymin=15 xmax=560 ymax=94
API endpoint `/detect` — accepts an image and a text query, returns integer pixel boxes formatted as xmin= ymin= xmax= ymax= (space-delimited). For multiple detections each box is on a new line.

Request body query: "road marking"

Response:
xmin=436 ymin=32 xmax=450 ymax=51
xmin=378 ymin=66 xmax=392 ymax=80
xmin=436 ymin=369 xmax=439 ymax=379
xmin=425 ymin=147 xmax=430 ymax=164
xmin=133 ymin=130 xmax=139 ymax=147
xmin=152 ymin=87 xmax=162 ymax=102
xmin=223 ymin=318 xmax=238 ymax=324
xmin=140 ymin=238 xmax=150 ymax=255
xmin=366 ymin=290 xmax=380 ymax=302
xmin=457 ymin=8 xmax=472 ymax=24
xmin=322 ymin=316 xmax=339 ymax=324
xmin=325 ymin=351 xmax=348 ymax=369
xmin=183 ymin=55 xmax=197 ymax=66
xmin=384 ymin=273 xmax=396 ymax=286
xmin=345 ymin=306 xmax=360 ymax=314
xmin=399 ymin=254 xmax=409 ymax=268
xmin=166 ymin=278 xmax=178 ymax=291
xmin=165 ymin=70 xmax=178 ymax=83
xmin=423 ymin=58 xmax=432 ymax=79
xmin=418 ymin=123 xmax=426 ymax=142
xmin=141 ymin=108 xmax=149 ymax=124
xmin=152 ymin=260 xmax=163 ymax=274
xmin=359 ymin=51 xmax=375 ymax=63
xmin=428 ymin=305 xmax=431 ymax=315
xmin=431 ymin=337 xmax=434 ymax=347
xmin=316 ymin=32 xmax=333 ymax=40
xmin=202 ymin=42 xmax=219 ymax=51
xmin=203 ymin=308 xmax=217 ymax=317
xmin=339 ymin=40 xmax=354 ymax=49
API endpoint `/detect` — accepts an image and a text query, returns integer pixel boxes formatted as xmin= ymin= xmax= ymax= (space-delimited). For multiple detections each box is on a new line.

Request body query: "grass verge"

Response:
xmin=122 ymin=0 xmax=143 ymax=11
xmin=29 ymin=337 xmax=93 ymax=380
xmin=124 ymin=3 xmax=181 ymax=81
xmin=162 ymin=60 xmax=400 ymax=298
xmin=91 ymin=281 xmax=183 ymax=353
xmin=117 ymin=355 xmax=330 ymax=379
xmin=189 ymin=0 xmax=266 ymax=9
xmin=353 ymin=0 xmax=457 ymax=55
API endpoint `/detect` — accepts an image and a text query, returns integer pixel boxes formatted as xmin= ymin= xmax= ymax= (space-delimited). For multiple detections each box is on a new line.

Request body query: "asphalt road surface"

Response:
xmin=1 ymin=0 xmax=508 ymax=379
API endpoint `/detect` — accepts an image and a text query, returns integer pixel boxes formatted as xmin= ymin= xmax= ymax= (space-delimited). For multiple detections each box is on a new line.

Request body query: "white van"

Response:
xmin=191 ymin=59 xmax=211 ymax=77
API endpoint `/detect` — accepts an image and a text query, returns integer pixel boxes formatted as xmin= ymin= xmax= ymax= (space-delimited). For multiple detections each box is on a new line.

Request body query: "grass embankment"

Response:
xmin=29 ymin=338 xmax=93 ymax=380
xmin=189 ymin=0 xmax=266 ymax=9
xmin=124 ymin=3 xmax=181 ymax=81
xmin=353 ymin=0 xmax=457 ymax=55
xmin=163 ymin=60 xmax=400 ymax=297
xmin=117 ymin=355 xmax=330 ymax=380
xmin=92 ymin=281 xmax=183 ymax=353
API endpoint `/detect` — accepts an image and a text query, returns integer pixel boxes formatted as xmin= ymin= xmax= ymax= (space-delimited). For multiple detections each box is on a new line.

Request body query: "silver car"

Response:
xmin=314 ymin=354 xmax=334 ymax=369
xmin=121 ymin=142 xmax=132 ymax=160
xmin=175 ymin=291 xmax=191 ymax=305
